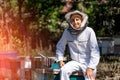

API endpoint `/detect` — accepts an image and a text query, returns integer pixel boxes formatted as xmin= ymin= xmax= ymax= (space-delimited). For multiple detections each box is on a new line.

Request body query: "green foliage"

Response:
xmin=23 ymin=0 xmax=120 ymax=37
xmin=76 ymin=1 xmax=120 ymax=36
xmin=23 ymin=0 xmax=63 ymax=33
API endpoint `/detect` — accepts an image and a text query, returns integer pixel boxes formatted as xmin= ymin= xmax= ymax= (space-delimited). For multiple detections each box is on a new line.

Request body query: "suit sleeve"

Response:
xmin=87 ymin=28 xmax=100 ymax=69
xmin=56 ymin=30 xmax=68 ymax=62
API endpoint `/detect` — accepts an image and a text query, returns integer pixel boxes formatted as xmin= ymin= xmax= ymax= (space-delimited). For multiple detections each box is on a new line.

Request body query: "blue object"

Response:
xmin=51 ymin=62 xmax=60 ymax=69
xmin=51 ymin=62 xmax=85 ymax=80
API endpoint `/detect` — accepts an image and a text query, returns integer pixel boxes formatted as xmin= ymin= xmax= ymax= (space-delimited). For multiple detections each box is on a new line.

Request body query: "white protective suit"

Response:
xmin=56 ymin=10 xmax=100 ymax=80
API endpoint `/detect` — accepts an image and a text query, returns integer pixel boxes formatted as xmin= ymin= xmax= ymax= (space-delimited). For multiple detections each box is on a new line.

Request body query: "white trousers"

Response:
xmin=60 ymin=61 xmax=96 ymax=80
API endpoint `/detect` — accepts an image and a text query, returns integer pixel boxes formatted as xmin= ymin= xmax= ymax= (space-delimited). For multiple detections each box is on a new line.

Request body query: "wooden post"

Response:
xmin=25 ymin=68 xmax=31 ymax=80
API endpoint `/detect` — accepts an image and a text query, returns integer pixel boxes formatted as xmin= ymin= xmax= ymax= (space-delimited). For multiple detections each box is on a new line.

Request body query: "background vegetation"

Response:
xmin=0 ymin=0 xmax=120 ymax=56
xmin=96 ymin=55 xmax=120 ymax=79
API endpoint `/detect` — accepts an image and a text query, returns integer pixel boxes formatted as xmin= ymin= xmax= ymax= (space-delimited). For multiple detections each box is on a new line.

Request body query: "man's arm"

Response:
xmin=85 ymin=28 xmax=100 ymax=80
xmin=56 ymin=30 xmax=68 ymax=64
xmin=87 ymin=28 xmax=100 ymax=69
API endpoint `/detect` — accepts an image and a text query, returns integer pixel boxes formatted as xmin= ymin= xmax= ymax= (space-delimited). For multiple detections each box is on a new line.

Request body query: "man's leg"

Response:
xmin=60 ymin=60 xmax=86 ymax=80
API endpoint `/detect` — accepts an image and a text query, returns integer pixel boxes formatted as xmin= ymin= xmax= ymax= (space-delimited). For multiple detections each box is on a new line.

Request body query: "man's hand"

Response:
xmin=85 ymin=68 xmax=95 ymax=80
xmin=58 ymin=60 xmax=64 ymax=68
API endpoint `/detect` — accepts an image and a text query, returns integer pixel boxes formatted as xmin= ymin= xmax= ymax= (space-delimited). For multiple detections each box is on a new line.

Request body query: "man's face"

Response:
xmin=70 ymin=15 xmax=82 ymax=29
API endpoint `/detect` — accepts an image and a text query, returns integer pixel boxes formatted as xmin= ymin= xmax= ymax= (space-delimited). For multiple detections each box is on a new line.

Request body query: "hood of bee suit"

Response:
xmin=65 ymin=10 xmax=88 ymax=35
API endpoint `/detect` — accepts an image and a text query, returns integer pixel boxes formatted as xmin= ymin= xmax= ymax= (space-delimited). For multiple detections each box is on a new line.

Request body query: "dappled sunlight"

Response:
xmin=0 ymin=31 xmax=14 ymax=51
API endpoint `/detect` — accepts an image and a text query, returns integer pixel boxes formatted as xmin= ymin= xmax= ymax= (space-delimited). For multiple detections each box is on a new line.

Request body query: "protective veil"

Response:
xmin=65 ymin=10 xmax=88 ymax=35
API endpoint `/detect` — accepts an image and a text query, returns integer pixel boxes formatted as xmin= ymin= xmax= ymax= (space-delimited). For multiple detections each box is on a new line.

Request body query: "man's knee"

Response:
xmin=60 ymin=67 xmax=72 ymax=75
